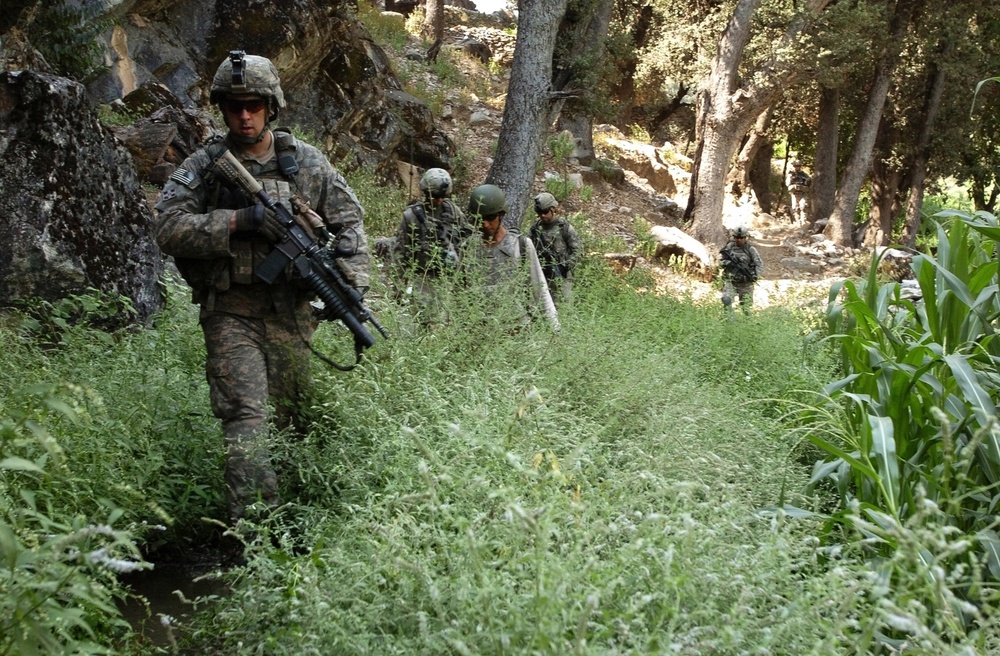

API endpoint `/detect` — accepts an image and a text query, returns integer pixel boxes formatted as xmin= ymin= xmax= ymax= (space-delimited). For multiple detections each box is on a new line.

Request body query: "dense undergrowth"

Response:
xmin=4 ymin=211 xmax=1000 ymax=653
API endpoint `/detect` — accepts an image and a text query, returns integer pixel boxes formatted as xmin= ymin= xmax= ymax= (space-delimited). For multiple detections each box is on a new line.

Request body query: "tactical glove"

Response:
xmin=233 ymin=205 xmax=285 ymax=243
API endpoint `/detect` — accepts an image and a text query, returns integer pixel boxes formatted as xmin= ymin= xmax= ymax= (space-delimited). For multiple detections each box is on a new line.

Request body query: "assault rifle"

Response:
xmin=722 ymin=252 xmax=758 ymax=283
xmin=212 ymin=149 xmax=389 ymax=370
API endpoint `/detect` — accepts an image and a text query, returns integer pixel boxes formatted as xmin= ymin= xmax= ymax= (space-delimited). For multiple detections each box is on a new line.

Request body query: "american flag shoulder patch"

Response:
xmin=169 ymin=168 xmax=197 ymax=187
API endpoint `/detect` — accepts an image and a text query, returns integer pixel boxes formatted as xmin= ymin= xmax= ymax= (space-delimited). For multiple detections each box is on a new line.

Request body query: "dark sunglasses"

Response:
xmin=224 ymin=98 xmax=267 ymax=115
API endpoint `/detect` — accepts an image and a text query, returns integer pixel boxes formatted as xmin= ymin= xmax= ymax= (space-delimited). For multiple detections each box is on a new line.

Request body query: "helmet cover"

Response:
xmin=467 ymin=184 xmax=508 ymax=218
xmin=210 ymin=51 xmax=286 ymax=122
xmin=534 ymin=192 xmax=558 ymax=213
xmin=419 ymin=168 xmax=453 ymax=198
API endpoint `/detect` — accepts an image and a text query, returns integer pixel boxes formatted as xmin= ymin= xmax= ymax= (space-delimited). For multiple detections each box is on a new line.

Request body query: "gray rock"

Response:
xmin=0 ymin=71 xmax=164 ymax=324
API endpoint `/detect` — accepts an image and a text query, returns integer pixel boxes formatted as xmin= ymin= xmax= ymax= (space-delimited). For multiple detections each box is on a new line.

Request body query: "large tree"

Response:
xmin=486 ymin=0 xmax=569 ymax=231
xmin=825 ymin=0 xmax=922 ymax=246
xmin=687 ymin=0 xmax=832 ymax=247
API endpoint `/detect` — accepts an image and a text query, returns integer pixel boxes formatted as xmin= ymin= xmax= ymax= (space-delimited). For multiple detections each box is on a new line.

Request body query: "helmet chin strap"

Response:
xmin=230 ymin=124 xmax=269 ymax=145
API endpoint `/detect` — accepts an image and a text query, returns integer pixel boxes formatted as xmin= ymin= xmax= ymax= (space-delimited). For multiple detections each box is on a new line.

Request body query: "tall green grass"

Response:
xmin=4 ymin=221 xmax=1000 ymax=652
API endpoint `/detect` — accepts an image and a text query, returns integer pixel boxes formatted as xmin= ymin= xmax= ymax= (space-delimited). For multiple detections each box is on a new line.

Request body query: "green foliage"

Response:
xmin=343 ymin=165 xmax=410 ymax=238
xmin=1 ymin=386 xmax=148 ymax=654
xmin=15 ymin=288 xmax=137 ymax=346
xmin=788 ymin=210 xmax=1000 ymax=648
xmin=628 ymin=123 xmax=652 ymax=143
xmin=354 ymin=2 xmax=410 ymax=52
xmin=633 ymin=216 xmax=659 ymax=258
xmin=26 ymin=2 xmax=110 ymax=80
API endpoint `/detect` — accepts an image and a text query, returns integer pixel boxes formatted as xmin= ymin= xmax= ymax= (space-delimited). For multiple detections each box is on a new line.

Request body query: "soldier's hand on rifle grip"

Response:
xmin=257 ymin=206 xmax=286 ymax=243
xmin=232 ymin=204 xmax=284 ymax=243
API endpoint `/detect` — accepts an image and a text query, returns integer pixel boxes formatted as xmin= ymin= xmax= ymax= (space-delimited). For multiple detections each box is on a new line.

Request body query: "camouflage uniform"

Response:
xmin=155 ymin=130 xmax=368 ymax=520
xmin=720 ymin=239 xmax=763 ymax=311
xmin=529 ymin=217 xmax=583 ymax=306
xmin=392 ymin=197 xmax=472 ymax=322
xmin=786 ymin=164 xmax=812 ymax=225
xmin=464 ymin=231 xmax=560 ymax=330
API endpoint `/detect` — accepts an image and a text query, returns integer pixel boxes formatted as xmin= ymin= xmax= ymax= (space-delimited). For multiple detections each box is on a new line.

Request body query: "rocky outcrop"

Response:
xmin=0 ymin=71 xmax=164 ymax=323
xmin=82 ymin=0 xmax=455 ymax=177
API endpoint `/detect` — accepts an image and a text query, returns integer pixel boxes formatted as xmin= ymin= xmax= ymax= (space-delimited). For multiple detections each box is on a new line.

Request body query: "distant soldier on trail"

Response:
xmin=785 ymin=159 xmax=812 ymax=225
xmin=528 ymin=192 xmax=583 ymax=307
xmin=719 ymin=225 xmax=763 ymax=313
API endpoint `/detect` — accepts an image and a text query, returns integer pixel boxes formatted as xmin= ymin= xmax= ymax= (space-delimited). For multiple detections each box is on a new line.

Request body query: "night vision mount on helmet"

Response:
xmin=210 ymin=51 xmax=286 ymax=123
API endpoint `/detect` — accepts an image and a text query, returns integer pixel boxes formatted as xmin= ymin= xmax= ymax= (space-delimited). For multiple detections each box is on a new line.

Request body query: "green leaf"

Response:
xmin=868 ymin=414 xmax=899 ymax=515
xmin=0 ymin=457 xmax=44 ymax=473
xmin=976 ymin=529 xmax=1000 ymax=580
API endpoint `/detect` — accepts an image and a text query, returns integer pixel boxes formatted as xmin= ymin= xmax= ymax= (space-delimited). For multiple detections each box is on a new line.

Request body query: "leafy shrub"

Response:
xmin=1 ymin=387 xmax=147 ymax=654
xmin=789 ymin=211 xmax=1000 ymax=647
xmin=27 ymin=2 xmax=110 ymax=80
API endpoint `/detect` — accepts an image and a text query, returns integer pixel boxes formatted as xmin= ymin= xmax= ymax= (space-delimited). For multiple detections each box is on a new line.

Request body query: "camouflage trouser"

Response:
xmin=545 ymin=276 xmax=573 ymax=307
xmin=722 ymin=280 xmax=755 ymax=313
xmin=790 ymin=191 xmax=809 ymax=224
xmin=407 ymin=276 xmax=451 ymax=327
xmin=200 ymin=308 xmax=315 ymax=521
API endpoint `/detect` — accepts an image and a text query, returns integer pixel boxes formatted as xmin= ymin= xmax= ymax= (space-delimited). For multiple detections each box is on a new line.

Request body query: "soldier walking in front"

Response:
xmin=154 ymin=52 xmax=370 ymax=522
xmin=719 ymin=225 xmax=763 ymax=313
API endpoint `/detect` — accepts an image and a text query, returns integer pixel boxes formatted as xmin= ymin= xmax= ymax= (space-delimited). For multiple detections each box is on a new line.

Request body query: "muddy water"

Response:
xmin=118 ymin=563 xmax=230 ymax=647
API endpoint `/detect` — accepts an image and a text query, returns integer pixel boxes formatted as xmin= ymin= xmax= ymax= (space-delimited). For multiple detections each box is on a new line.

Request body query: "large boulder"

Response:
xmin=0 ymin=71 xmax=164 ymax=323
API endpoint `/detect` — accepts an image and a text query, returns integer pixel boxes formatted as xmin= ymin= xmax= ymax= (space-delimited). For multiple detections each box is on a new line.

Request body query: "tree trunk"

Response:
xmin=611 ymin=2 xmax=654 ymax=126
xmin=899 ymin=53 xmax=947 ymax=247
xmin=687 ymin=0 xmax=832 ymax=247
xmin=551 ymin=0 xmax=614 ymax=166
xmin=749 ymin=138 xmax=775 ymax=214
xmin=730 ymin=106 xmax=773 ymax=202
xmin=811 ymin=85 xmax=838 ymax=231
xmin=423 ymin=0 xmax=444 ymax=58
xmin=487 ymin=0 xmax=568 ymax=231
xmin=863 ymin=130 xmax=903 ymax=247
xmin=826 ymin=0 xmax=920 ymax=247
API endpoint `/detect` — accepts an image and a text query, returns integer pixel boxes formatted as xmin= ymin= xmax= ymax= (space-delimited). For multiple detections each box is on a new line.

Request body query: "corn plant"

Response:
xmin=795 ymin=211 xmax=1000 ymax=642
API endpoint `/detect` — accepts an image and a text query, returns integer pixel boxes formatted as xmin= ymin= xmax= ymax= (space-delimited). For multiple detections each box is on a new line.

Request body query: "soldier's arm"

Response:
xmin=154 ymin=154 xmax=233 ymax=259
xmin=523 ymin=237 xmax=560 ymax=330
xmin=312 ymin=156 xmax=370 ymax=290
xmin=751 ymin=247 xmax=764 ymax=278
xmin=566 ymin=225 xmax=584 ymax=267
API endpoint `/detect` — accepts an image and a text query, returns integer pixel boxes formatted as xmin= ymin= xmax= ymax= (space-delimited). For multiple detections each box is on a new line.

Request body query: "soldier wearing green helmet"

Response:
xmin=392 ymin=167 xmax=473 ymax=324
xmin=463 ymin=184 xmax=559 ymax=330
xmin=155 ymin=51 xmax=370 ymax=523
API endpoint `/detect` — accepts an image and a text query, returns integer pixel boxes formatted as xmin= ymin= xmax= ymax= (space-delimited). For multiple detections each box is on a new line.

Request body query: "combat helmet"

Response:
xmin=468 ymin=184 xmax=508 ymax=218
xmin=534 ymin=192 xmax=558 ymax=213
xmin=731 ymin=225 xmax=750 ymax=238
xmin=420 ymin=168 xmax=453 ymax=199
xmin=210 ymin=51 xmax=286 ymax=122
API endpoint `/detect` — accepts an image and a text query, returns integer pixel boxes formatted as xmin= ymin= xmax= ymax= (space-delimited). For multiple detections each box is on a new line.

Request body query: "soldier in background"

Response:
xmin=155 ymin=51 xmax=370 ymax=522
xmin=464 ymin=184 xmax=559 ymax=331
xmin=719 ymin=225 xmax=763 ymax=313
xmin=528 ymin=192 xmax=583 ymax=306
xmin=785 ymin=159 xmax=812 ymax=225
xmin=392 ymin=168 xmax=472 ymax=324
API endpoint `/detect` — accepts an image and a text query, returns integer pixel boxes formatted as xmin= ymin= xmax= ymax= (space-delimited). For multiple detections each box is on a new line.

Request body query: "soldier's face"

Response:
xmin=480 ymin=214 xmax=502 ymax=240
xmin=223 ymin=94 xmax=267 ymax=140
xmin=540 ymin=209 xmax=555 ymax=223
